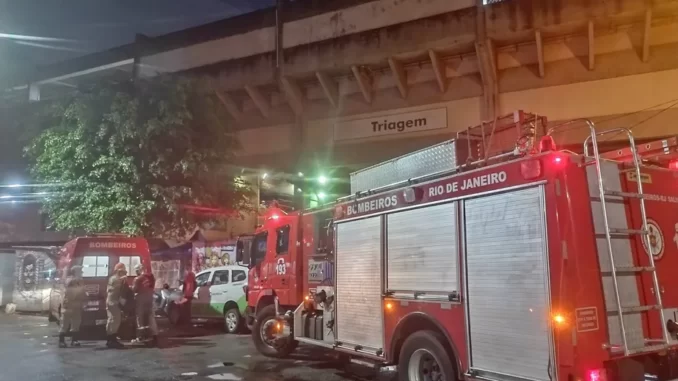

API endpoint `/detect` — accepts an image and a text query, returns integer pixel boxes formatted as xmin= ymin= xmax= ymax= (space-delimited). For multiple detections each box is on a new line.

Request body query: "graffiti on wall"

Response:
xmin=151 ymin=260 xmax=182 ymax=289
xmin=192 ymin=241 xmax=236 ymax=272
xmin=13 ymin=250 xmax=56 ymax=312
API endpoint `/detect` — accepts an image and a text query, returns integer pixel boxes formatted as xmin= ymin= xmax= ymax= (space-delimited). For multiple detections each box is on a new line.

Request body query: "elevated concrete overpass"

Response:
xmin=6 ymin=0 xmax=678 ymax=175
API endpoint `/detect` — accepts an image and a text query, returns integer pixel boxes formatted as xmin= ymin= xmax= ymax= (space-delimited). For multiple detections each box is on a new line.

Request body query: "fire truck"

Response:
xmin=236 ymin=111 xmax=678 ymax=381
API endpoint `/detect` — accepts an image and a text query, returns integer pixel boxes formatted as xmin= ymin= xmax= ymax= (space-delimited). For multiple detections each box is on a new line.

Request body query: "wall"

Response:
xmin=0 ymin=252 xmax=15 ymax=306
xmin=11 ymin=250 xmax=56 ymax=313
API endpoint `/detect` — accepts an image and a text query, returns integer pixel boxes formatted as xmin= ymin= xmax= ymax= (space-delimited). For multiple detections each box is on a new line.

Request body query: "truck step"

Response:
xmin=606 ymin=343 xmax=670 ymax=356
xmin=595 ymin=228 xmax=649 ymax=237
xmin=607 ymin=305 xmax=661 ymax=314
xmin=610 ymin=228 xmax=648 ymax=235
xmin=603 ymin=190 xmax=645 ymax=199
xmin=608 ymin=266 xmax=656 ymax=273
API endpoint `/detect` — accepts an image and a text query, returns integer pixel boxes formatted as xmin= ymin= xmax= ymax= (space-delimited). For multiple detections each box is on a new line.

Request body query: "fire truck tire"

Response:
xmin=253 ymin=304 xmax=298 ymax=358
xmin=398 ymin=330 xmax=456 ymax=381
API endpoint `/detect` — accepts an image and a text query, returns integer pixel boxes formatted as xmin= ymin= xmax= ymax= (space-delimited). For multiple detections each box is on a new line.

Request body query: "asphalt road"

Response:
xmin=0 ymin=312 xmax=395 ymax=381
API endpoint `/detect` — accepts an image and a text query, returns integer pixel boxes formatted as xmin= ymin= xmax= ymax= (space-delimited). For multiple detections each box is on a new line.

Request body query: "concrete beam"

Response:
xmin=643 ymin=9 xmax=652 ymax=62
xmin=244 ymin=85 xmax=271 ymax=118
xmin=428 ymin=50 xmax=447 ymax=93
xmin=280 ymin=77 xmax=305 ymax=116
xmin=535 ymin=30 xmax=545 ymax=78
xmin=475 ymin=38 xmax=498 ymax=120
xmin=351 ymin=65 xmax=373 ymax=104
xmin=388 ymin=57 xmax=408 ymax=99
xmin=215 ymin=91 xmax=243 ymax=122
xmin=315 ymin=71 xmax=339 ymax=108
xmin=588 ymin=20 xmax=595 ymax=71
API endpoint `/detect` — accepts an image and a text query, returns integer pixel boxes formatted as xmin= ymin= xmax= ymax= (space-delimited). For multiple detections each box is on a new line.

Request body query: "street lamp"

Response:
xmin=318 ymin=175 xmax=327 ymax=185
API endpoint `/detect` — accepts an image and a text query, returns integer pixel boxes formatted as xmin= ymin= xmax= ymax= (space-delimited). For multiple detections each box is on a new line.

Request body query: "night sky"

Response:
xmin=0 ymin=0 xmax=275 ymax=72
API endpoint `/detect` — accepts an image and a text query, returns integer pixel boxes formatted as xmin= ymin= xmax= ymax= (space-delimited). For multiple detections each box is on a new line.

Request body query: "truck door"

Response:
xmin=271 ymin=225 xmax=291 ymax=303
xmin=208 ymin=269 xmax=230 ymax=318
xmin=249 ymin=232 xmax=270 ymax=296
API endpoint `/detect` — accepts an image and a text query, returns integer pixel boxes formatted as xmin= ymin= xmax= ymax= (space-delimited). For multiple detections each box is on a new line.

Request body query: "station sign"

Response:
xmin=333 ymin=107 xmax=447 ymax=141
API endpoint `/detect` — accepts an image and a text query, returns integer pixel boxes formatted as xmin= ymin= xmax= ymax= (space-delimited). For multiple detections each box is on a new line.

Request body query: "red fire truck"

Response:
xmin=237 ymin=111 xmax=678 ymax=381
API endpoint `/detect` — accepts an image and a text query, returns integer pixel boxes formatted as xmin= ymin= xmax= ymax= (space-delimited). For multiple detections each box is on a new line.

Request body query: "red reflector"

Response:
xmin=669 ymin=159 xmax=678 ymax=170
xmin=521 ymin=159 xmax=542 ymax=180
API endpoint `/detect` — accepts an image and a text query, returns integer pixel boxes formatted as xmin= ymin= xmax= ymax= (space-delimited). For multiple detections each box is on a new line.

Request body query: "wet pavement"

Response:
xmin=0 ymin=312 xmax=394 ymax=381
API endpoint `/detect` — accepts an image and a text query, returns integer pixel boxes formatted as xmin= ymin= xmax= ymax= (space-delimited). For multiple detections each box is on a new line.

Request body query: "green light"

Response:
xmin=298 ymin=172 xmax=304 ymax=177
xmin=318 ymin=175 xmax=327 ymax=185
xmin=318 ymin=192 xmax=326 ymax=200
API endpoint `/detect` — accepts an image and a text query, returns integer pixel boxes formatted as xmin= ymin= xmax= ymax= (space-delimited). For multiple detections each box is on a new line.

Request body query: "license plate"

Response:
xmin=87 ymin=301 xmax=99 ymax=307
xmin=95 ymin=319 xmax=107 ymax=326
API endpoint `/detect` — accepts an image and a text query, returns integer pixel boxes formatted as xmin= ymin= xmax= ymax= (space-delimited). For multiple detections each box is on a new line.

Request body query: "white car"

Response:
xmin=168 ymin=265 xmax=248 ymax=334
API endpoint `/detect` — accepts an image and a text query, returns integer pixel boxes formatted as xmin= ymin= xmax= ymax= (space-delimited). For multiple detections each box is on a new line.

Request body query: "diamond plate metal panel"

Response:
xmin=386 ymin=202 xmax=458 ymax=292
xmin=350 ymin=140 xmax=458 ymax=194
xmin=586 ymin=162 xmax=645 ymax=350
xmin=465 ymin=187 xmax=551 ymax=381
xmin=335 ymin=217 xmax=384 ymax=350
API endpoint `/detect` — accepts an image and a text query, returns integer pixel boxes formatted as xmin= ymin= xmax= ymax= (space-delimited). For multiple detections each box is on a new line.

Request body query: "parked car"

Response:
xmin=166 ymin=265 xmax=248 ymax=334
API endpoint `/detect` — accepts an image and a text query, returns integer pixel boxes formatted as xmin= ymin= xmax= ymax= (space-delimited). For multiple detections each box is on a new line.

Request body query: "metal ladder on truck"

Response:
xmin=582 ymin=122 xmax=670 ymax=356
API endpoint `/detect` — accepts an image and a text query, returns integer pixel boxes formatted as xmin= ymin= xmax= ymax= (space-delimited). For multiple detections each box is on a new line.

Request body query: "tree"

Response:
xmin=24 ymin=76 xmax=253 ymax=238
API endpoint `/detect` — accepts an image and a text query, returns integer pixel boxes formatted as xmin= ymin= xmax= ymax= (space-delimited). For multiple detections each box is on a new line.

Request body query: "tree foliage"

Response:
xmin=25 ymin=76 xmax=252 ymax=238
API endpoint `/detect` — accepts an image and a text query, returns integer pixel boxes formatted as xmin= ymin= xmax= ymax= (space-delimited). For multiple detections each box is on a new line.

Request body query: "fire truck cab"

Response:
xmin=240 ymin=111 xmax=678 ymax=381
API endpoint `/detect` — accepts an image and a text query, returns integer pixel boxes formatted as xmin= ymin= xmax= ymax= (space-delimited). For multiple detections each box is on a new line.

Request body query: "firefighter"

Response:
xmin=105 ymin=262 xmax=127 ymax=349
xmin=58 ymin=265 xmax=84 ymax=348
xmin=132 ymin=263 xmax=158 ymax=346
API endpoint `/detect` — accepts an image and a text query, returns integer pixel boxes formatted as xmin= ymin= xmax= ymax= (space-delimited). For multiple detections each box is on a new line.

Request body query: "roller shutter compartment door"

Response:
xmin=387 ymin=202 xmax=458 ymax=293
xmin=465 ymin=186 xmax=552 ymax=381
xmin=335 ymin=216 xmax=384 ymax=350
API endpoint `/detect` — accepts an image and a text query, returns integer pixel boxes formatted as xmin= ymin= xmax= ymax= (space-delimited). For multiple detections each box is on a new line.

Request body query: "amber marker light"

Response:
xmin=553 ymin=313 xmax=567 ymax=326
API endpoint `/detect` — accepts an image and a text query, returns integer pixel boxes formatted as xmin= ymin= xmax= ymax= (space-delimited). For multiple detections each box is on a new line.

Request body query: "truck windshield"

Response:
xmin=72 ymin=252 xmax=142 ymax=278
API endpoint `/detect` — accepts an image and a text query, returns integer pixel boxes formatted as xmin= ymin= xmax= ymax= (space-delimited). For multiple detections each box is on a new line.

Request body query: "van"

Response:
xmin=48 ymin=235 xmax=151 ymax=333
xmin=168 ymin=265 xmax=248 ymax=334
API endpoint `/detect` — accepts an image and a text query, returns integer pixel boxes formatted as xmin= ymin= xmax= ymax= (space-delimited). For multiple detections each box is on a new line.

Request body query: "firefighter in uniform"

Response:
xmin=105 ymin=262 xmax=127 ymax=348
xmin=58 ymin=265 xmax=85 ymax=348
xmin=132 ymin=263 xmax=158 ymax=346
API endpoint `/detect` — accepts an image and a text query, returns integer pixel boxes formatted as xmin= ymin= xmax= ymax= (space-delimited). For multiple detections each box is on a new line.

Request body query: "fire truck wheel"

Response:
xmin=253 ymin=304 xmax=298 ymax=358
xmin=224 ymin=307 xmax=242 ymax=334
xmin=398 ymin=330 xmax=455 ymax=381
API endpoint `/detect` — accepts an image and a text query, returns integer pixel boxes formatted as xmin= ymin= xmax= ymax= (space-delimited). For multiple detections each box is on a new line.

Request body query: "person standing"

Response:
xmin=105 ymin=262 xmax=127 ymax=349
xmin=59 ymin=265 xmax=85 ymax=348
xmin=180 ymin=271 xmax=196 ymax=325
xmin=132 ymin=263 xmax=158 ymax=346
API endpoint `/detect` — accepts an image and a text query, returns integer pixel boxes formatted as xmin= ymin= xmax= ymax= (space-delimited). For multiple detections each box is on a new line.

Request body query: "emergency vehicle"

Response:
xmin=237 ymin=111 xmax=678 ymax=381
xmin=49 ymin=235 xmax=151 ymax=333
